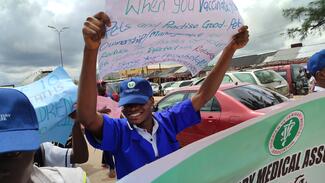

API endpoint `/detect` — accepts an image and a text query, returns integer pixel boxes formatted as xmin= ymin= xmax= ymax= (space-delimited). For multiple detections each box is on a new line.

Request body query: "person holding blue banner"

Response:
xmin=33 ymin=109 xmax=89 ymax=168
xmin=0 ymin=88 xmax=89 ymax=183
xmin=77 ymin=12 xmax=249 ymax=179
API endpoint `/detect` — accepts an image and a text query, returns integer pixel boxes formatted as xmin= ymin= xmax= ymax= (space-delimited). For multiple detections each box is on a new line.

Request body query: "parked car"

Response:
xmin=155 ymin=83 xmax=289 ymax=147
xmin=194 ymin=69 xmax=290 ymax=97
xmin=161 ymin=81 xmax=175 ymax=95
xmin=192 ymin=74 xmax=234 ymax=85
xmin=105 ymin=80 xmax=123 ymax=102
xmin=265 ymin=64 xmax=309 ymax=95
xmin=164 ymin=79 xmax=194 ymax=95
xmin=150 ymin=82 xmax=160 ymax=96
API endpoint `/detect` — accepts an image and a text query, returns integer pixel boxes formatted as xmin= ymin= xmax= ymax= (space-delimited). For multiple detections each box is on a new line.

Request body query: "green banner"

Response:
xmin=119 ymin=93 xmax=325 ymax=183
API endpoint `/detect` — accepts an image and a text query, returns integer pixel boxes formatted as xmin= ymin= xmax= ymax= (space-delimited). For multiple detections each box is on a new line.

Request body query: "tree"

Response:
xmin=283 ymin=0 xmax=325 ymax=40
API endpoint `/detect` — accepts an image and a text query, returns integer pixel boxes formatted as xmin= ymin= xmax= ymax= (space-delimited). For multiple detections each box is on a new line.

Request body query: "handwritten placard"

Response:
xmin=98 ymin=0 xmax=243 ymax=78
xmin=16 ymin=67 xmax=77 ymax=144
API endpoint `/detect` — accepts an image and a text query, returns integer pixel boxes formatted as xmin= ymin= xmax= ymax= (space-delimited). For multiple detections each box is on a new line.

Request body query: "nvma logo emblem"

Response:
xmin=269 ymin=111 xmax=304 ymax=155
xmin=127 ymin=81 xmax=136 ymax=89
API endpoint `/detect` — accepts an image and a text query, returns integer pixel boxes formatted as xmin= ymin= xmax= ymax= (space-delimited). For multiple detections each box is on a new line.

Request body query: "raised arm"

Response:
xmin=191 ymin=26 xmax=249 ymax=111
xmin=77 ymin=12 xmax=111 ymax=139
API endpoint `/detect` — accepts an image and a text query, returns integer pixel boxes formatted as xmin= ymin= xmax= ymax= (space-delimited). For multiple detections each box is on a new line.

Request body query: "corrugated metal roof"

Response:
xmin=264 ymin=43 xmax=325 ymax=63
xmin=230 ymin=52 xmax=276 ymax=67
xmin=297 ymin=44 xmax=325 ymax=58
xmin=269 ymin=47 xmax=301 ymax=61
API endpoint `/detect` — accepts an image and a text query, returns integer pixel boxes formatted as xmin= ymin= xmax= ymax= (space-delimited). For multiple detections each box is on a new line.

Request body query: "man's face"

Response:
xmin=0 ymin=151 xmax=34 ymax=183
xmin=315 ymin=68 xmax=325 ymax=88
xmin=122 ymin=97 xmax=154 ymax=125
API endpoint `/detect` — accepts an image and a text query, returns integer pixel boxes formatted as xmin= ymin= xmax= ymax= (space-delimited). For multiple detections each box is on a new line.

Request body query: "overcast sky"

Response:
xmin=0 ymin=0 xmax=324 ymax=86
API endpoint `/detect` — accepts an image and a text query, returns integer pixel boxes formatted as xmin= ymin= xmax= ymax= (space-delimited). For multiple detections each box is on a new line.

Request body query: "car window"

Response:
xmin=276 ymin=71 xmax=288 ymax=81
xmin=188 ymin=93 xmax=221 ymax=112
xmin=157 ymin=92 xmax=187 ymax=111
xmin=254 ymin=70 xmax=285 ymax=84
xmin=224 ymin=84 xmax=288 ymax=110
xmin=106 ymin=82 xmax=120 ymax=93
xmin=162 ymin=82 xmax=173 ymax=89
xmin=194 ymin=74 xmax=232 ymax=86
xmin=233 ymin=73 xmax=257 ymax=84
xmin=222 ymin=75 xmax=233 ymax=83
xmin=150 ymin=83 xmax=158 ymax=87
xmin=179 ymin=81 xmax=193 ymax=87
xmin=292 ymin=64 xmax=304 ymax=81
xmin=170 ymin=81 xmax=182 ymax=87
xmin=194 ymin=78 xmax=205 ymax=85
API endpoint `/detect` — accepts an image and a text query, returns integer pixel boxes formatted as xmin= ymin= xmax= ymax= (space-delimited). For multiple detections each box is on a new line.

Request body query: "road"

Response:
xmin=80 ymin=143 xmax=116 ymax=183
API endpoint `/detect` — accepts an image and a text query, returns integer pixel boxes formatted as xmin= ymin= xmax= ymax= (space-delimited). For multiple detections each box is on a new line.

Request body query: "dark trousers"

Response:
xmin=102 ymin=151 xmax=115 ymax=170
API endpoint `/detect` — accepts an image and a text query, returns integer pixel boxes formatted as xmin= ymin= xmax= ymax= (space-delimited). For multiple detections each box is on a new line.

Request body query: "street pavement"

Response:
xmin=80 ymin=143 xmax=117 ymax=183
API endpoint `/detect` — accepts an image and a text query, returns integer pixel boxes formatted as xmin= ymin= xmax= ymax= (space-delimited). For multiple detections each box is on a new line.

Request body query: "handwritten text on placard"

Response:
xmin=98 ymin=0 xmax=243 ymax=78
xmin=17 ymin=67 xmax=77 ymax=144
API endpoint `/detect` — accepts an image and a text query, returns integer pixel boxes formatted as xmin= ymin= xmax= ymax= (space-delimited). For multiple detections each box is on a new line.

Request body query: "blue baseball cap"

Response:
xmin=118 ymin=77 xmax=153 ymax=106
xmin=0 ymin=88 xmax=40 ymax=153
xmin=307 ymin=49 xmax=325 ymax=75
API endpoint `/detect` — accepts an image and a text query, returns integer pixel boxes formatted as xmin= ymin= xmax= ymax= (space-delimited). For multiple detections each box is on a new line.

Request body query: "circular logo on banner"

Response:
xmin=269 ymin=111 xmax=304 ymax=155
xmin=127 ymin=81 xmax=136 ymax=89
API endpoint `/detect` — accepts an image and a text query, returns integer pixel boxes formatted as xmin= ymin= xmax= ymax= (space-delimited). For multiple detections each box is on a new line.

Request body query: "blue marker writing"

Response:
xmin=173 ymin=0 xmax=195 ymax=14
xmin=125 ymin=0 xmax=166 ymax=15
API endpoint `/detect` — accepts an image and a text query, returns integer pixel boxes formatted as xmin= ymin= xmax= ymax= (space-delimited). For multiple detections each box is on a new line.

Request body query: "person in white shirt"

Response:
xmin=34 ymin=110 xmax=89 ymax=168
xmin=0 ymin=88 xmax=89 ymax=183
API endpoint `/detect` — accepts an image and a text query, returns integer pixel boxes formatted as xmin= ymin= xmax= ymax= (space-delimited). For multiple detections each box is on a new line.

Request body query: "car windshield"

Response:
xmin=292 ymin=64 xmax=305 ymax=81
xmin=106 ymin=82 xmax=120 ymax=93
xmin=151 ymin=83 xmax=159 ymax=88
xmin=254 ymin=70 xmax=285 ymax=84
xmin=170 ymin=81 xmax=183 ymax=87
xmin=222 ymin=75 xmax=233 ymax=83
xmin=233 ymin=73 xmax=257 ymax=84
xmin=276 ymin=71 xmax=288 ymax=81
xmin=224 ymin=84 xmax=288 ymax=110
xmin=179 ymin=80 xmax=193 ymax=87
xmin=162 ymin=82 xmax=174 ymax=89
xmin=193 ymin=75 xmax=232 ymax=86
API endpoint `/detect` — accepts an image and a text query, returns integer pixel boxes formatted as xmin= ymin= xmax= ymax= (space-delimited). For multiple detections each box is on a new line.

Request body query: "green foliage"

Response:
xmin=283 ymin=0 xmax=325 ymax=40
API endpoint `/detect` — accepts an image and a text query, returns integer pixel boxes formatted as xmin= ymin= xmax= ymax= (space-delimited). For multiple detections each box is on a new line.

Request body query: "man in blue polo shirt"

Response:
xmin=77 ymin=12 xmax=249 ymax=179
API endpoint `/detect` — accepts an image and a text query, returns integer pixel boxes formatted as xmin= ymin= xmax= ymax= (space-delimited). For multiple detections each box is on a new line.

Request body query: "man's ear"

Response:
xmin=149 ymin=96 xmax=155 ymax=105
xmin=315 ymin=70 xmax=325 ymax=80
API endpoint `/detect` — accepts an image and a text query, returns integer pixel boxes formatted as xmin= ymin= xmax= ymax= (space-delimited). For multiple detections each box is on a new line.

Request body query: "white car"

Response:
xmin=161 ymin=81 xmax=175 ymax=95
xmin=164 ymin=80 xmax=193 ymax=95
xmin=194 ymin=69 xmax=290 ymax=97
xmin=150 ymin=82 xmax=160 ymax=96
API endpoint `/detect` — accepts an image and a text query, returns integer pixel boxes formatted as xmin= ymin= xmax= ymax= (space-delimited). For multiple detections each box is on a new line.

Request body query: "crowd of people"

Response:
xmin=0 ymin=10 xmax=324 ymax=183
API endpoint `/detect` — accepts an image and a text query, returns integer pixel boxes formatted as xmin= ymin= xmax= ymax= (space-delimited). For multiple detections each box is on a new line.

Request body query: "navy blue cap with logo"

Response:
xmin=118 ymin=77 xmax=153 ymax=107
xmin=307 ymin=49 xmax=325 ymax=75
xmin=0 ymin=88 xmax=40 ymax=153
